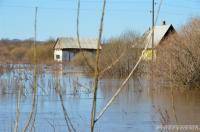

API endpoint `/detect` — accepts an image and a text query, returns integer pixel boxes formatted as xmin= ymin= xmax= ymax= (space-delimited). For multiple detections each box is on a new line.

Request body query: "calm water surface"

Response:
xmin=0 ymin=65 xmax=199 ymax=132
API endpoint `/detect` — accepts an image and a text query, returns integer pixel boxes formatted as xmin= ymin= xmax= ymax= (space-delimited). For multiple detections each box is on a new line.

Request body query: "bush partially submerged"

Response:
xmin=155 ymin=17 xmax=200 ymax=89
xmin=99 ymin=31 xmax=143 ymax=78
xmin=70 ymin=51 xmax=96 ymax=71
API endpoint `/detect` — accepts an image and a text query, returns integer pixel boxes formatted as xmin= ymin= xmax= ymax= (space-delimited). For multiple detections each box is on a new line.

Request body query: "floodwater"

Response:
xmin=0 ymin=64 xmax=200 ymax=132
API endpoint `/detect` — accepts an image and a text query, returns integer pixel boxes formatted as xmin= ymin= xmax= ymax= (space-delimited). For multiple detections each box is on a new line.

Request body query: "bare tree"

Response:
xmin=90 ymin=0 xmax=107 ymax=131
xmin=23 ymin=7 xmax=38 ymax=132
xmin=76 ymin=0 xmax=95 ymax=72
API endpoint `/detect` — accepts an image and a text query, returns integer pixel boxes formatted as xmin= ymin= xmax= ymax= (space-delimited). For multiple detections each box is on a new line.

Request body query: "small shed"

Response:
xmin=54 ymin=37 xmax=100 ymax=61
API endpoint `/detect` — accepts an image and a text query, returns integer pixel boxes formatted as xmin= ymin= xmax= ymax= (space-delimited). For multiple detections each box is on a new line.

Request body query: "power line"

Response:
xmin=1 ymin=2 xmax=199 ymax=10
xmin=0 ymin=4 xmax=199 ymax=13
xmin=155 ymin=0 xmax=164 ymax=24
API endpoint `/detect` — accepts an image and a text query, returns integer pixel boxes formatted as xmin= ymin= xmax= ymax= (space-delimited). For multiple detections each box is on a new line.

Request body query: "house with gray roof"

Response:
xmin=140 ymin=21 xmax=176 ymax=49
xmin=54 ymin=37 xmax=100 ymax=61
xmin=137 ymin=21 xmax=176 ymax=60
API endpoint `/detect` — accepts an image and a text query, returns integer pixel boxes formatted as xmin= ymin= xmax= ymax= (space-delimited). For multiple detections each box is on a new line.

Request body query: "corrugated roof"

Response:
xmin=54 ymin=37 xmax=100 ymax=50
xmin=139 ymin=24 xmax=173 ymax=49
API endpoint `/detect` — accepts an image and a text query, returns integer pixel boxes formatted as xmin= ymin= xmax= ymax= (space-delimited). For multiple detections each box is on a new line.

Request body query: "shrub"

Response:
xmin=10 ymin=47 xmax=27 ymax=62
xmin=99 ymin=30 xmax=143 ymax=78
xmin=155 ymin=17 xmax=200 ymax=89
xmin=71 ymin=51 xmax=96 ymax=70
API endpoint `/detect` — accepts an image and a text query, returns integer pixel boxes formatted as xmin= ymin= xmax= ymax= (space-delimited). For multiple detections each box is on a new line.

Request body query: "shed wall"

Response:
xmin=54 ymin=50 xmax=62 ymax=61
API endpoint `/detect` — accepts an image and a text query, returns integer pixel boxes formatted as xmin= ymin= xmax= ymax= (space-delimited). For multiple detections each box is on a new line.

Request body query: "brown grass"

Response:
xmin=0 ymin=39 xmax=55 ymax=64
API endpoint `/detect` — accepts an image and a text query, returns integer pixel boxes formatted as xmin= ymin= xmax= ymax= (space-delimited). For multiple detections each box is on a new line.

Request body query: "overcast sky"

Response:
xmin=0 ymin=0 xmax=199 ymax=40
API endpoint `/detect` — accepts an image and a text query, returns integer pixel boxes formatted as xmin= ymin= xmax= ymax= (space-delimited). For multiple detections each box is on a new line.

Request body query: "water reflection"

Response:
xmin=0 ymin=65 xmax=199 ymax=132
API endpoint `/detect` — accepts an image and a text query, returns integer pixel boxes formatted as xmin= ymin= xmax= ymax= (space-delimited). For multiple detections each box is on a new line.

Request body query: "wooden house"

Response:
xmin=54 ymin=37 xmax=100 ymax=61
xmin=139 ymin=21 xmax=176 ymax=60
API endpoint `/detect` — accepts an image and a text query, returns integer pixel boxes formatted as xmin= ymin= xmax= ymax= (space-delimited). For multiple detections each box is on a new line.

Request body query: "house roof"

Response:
xmin=54 ymin=37 xmax=100 ymax=50
xmin=139 ymin=24 xmax=175 ymax=49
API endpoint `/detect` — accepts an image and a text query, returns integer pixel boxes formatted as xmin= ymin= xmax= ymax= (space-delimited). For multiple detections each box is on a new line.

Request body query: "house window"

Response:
xmin=56 ymin=55 xmax=60 ymax=59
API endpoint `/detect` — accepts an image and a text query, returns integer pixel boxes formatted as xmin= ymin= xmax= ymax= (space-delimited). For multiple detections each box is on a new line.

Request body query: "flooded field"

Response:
xmin=0 ymin=65 xmax=200 ymax=132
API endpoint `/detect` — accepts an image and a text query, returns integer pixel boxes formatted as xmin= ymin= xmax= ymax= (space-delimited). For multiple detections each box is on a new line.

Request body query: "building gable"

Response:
xmin=138 ymin=24 xmax=176 ymax=49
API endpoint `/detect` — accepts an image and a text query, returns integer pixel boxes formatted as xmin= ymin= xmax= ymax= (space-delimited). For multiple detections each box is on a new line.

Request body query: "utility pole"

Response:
xmin=151 ymin=0 xmax=155 ymax=89
xmin=152 ymin=0 xmax=155 ymax=54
